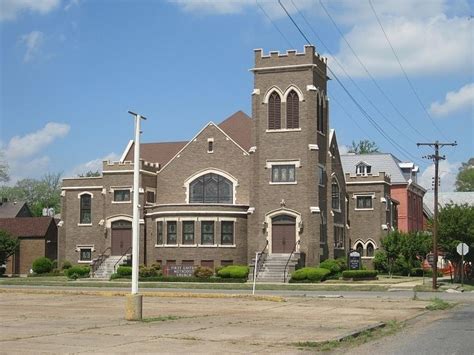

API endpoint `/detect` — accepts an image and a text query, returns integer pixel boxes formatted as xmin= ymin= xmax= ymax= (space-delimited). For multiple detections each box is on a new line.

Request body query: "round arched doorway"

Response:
xmin=111 ymin=220 xmax=132 ymax=255
xmin=271 ymin=214 xmax=296 ymax=254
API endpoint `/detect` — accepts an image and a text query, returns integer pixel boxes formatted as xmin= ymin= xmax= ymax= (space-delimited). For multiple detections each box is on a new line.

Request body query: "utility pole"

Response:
xmin=417 ymin=140 xmax=457 ymax=290
xmin=125 ymin=110 xmax=147 ymax=320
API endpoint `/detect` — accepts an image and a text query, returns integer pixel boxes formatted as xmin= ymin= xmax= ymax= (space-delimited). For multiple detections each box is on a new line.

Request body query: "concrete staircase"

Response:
xmin=91 ymin=255 xmax=128 ymax=279
xmin=250 ymin=253 xmax=300 ymax=283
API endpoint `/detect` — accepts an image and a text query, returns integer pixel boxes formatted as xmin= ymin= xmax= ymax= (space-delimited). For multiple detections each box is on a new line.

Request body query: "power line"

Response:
xmin=368 ymin=0 xmax=448 ymax=140
xmin=256 ymin=0 xmax=294 ymax=49
xmin=277 ymin=0 xmax=423 ymax=164
xmin=317 ymin=0 xmax=431 ymax=142
xmin=290 ymin=0 xmax=427 ymax=146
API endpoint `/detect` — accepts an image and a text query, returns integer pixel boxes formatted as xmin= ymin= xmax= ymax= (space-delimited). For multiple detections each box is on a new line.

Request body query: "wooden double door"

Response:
xmin=271 ymin=215 xmax=296 ymax=254
xmin=111 ymin=220 xmax=132 ymax=256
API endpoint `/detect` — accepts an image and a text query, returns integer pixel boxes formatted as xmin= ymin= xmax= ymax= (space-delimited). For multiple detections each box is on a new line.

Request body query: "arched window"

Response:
xmin=189 ymin=173 xmax=232 ymax=204
xmin=286 ymin=90 xmax=299 ymax=129
xmin=80 ymin=194 xmax=91 ymax=224
xmin=317 ymin=94 xmax=324 ymax=133
xmin=366 ymin=242 xmax=375 ymax=257
xmin=268 ymin=91 xmax=281 ymax=130
xmin=355 ymin=242 xmax=363 ymax=256
xmin=331 ymin=178 xmax=340 ymax=210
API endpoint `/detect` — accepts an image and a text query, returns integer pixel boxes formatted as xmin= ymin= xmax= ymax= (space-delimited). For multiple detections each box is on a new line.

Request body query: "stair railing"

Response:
xmin=252 ymin=240 xmax=269 ymax=295
xmin=283 ymin=240 xmax=300 ymax=283
xmin=90 ymin=247 xmax=111 ymax=277
xmin=113 ymin=246 xmax=132 ymax=274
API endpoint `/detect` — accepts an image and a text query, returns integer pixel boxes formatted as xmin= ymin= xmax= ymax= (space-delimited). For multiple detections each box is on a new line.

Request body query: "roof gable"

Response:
xmin=0 ymin=201 xmax=31 ymax=218
xmin=0 ymin=217 xmax=55 ymax=237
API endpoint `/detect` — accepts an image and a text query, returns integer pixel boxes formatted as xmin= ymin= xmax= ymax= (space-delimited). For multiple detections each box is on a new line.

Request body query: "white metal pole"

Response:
xmin=252 ymin=251 xmax=258 ymax=295
xmin=131 ymin=114 xmax=141 ymax=295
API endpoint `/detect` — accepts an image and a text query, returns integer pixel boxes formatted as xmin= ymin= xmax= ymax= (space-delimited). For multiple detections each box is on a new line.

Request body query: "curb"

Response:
xmin=332 ymin=322 xmax=386 ymax=342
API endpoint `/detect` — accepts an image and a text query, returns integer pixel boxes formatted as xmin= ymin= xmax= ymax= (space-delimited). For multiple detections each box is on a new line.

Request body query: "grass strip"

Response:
xmin=425 ymin=297 xmax=455 ymax=311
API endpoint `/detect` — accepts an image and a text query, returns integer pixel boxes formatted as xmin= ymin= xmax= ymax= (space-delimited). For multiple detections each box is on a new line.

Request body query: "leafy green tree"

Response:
xmin=78 ymin=170 xmax=101 ymax=177
xmin=348 ymin=140 xmax=380 ymax=154
xmin=0 ymin=151 xmax=9 ymax=183
xmin=455 ymin=157 xmax=474 ymax=192
xmin=437 ymin=203 xmax=474 ymax=282
xmin=0 ymin=230 xmax=19 ymax=273
xmin=0 ymin=173 xmax=62 ymax=216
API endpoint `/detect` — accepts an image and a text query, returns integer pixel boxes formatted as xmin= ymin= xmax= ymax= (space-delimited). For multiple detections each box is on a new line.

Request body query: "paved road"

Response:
xmin=346 ymin=304 xmax=474 ymax=355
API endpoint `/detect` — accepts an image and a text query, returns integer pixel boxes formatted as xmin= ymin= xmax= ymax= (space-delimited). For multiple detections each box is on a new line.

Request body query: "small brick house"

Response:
xmin=59 ymin=46 xmax=349 ymax=275
xmin=0 ymin=217 xmax=58 ymax=275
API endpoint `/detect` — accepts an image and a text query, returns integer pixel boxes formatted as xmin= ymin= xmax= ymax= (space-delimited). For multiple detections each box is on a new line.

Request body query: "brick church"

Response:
xmin=58 ymin=46 xmax=349 ymax=277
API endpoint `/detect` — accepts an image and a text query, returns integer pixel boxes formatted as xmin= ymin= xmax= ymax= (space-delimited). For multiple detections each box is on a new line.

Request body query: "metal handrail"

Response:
xmin=91 ymin=247 xmax=111 ymax=276
xmin=255 ymin=240 xmax=269 ymax=277
xmin=283 ymin=240 xmax=300 ymax=283
xmin=113 ymin=246 xmax=132 ymax=273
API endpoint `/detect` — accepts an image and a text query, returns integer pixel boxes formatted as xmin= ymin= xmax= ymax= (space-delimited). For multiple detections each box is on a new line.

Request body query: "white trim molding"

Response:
xmin=282 ymin=85 xmax=304 ymax=102
xmin=264 ymin=208 xmax=302 ymax=255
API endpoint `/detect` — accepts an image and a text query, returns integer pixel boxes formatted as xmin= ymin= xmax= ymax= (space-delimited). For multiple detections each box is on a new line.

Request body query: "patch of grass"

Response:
xmin=293 ymin=320 xmax=403 ymax=351
xmin=141 ymin=315 xmax=182 ymax=323
xmin=425 ymin=297 xmax=455 ymax=311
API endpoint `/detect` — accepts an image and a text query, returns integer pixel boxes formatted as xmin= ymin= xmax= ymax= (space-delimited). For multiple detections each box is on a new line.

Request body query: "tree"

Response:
xmin=348 ymin=140 xmax=380 ymax=154
xmin=78 ymin=170 xmax=101 ymax=177
xmin=455 ymin=157 xmax=474 ymax=192
xmin=437 ymin=203 xmax=474 ymax=282
xmin=0 ymin=151 xmax=9 ymax=183
xmin=0 ymin=230 xmax=19 ymax=273
xmin=0 ymin=173 xmax=62 ymax=217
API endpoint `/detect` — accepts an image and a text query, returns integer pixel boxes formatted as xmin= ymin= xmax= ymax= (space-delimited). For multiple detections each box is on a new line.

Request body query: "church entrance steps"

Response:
xmin=249 ymin=253 xmax=299 ymax=283
xmin=91 ymin=255 xmax=128 ymax=279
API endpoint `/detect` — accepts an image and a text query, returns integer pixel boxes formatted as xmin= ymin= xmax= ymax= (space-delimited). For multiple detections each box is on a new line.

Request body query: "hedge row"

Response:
xmin=217 ymin=265 xmax=249 ymax=279
xmin=110 ymin=274 xmax=246 ymax=283
xmin=290 ymin=267 xmax=331 ymax=282
xmin=342 ymin=270 xmax=378 ymax=279
xmin=65 ymin=266 xmax=90 ymax=279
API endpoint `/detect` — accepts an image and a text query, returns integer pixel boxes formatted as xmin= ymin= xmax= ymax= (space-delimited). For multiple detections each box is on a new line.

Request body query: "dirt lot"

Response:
xmin=0 ymin=289 xmax=428 ymax=353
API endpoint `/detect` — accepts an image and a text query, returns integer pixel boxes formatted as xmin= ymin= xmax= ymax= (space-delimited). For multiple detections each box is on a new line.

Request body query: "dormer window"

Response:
xmin=356 ymin=162 xmax=371 ymax=176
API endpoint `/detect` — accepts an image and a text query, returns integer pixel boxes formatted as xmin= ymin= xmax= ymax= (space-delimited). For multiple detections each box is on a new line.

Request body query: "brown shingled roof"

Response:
xmin=122 ymin=111 xmax=252 ymax=166
xmin=0 ymin=217 xmax=55 ymax=238
xmin=217 ymin=110 xmax=252 ymax=150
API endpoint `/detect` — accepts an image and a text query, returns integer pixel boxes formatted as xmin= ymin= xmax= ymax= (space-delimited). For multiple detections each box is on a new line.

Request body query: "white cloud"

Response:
xmin=65 ymin=153 xmax=120 ymax=178
xmin=419 ymin=159 xmax=461 ymax=192
xmin=8 ymin=156 xmax=51 ymax=185
xmin=429 ymin=83 xmax=474 ymax=117
xmin=328 ymin=15 xmax=473 ymax=78
xmin=0 ymin=0 xmax=61 ymax=21
xmin=20 ymin=31 xmax=45 ymax=63
xmin=171 ymin=0 xmax=254 ymax=15
xmin=64 ymin=0 xmax=80 ymax=11
xmin=4 ymin=122 xmax=70 ymax=161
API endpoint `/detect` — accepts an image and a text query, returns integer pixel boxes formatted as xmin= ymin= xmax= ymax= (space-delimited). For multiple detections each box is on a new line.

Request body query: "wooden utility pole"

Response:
xmin=417 ymin=140 xmax=457 ymax=290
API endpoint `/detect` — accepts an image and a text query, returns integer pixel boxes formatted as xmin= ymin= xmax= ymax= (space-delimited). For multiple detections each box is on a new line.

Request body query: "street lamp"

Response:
xmin=125 ymin=110 xmax=146 ymax=321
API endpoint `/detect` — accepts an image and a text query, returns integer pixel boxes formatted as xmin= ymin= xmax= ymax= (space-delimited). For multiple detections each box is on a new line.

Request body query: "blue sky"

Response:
xmin=1 ymin=0 xmax=473 ymax=192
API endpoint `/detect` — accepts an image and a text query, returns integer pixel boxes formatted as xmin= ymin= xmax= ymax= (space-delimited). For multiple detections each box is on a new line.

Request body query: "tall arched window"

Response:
xmin=317 ymin=94 xmax=324 ymax=132
xmin=80 ymin=194 xmax=91 ymax=224
xmin=286 ymin=90 xmax=299 ymax=129
xmin=189 ymin=173 xmax=233 ymax=204
xmin=366 ymin=242 xmax=375 ymax=257
xmin=355 ymin=242 xmax=363 ymax=256
xmin=331 ymin=178 xmax=340 ymax=210
xmin=268 ymin=91 xmax=281 ymax=130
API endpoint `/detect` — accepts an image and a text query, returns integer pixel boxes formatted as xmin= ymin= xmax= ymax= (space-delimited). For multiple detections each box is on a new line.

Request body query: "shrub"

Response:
xmin=62 ymin=260 xmax=72 ymax=270
xmin=193 ymin=266 xmax=213 ymax=278
xmin=51 ymin=260 xmax=58 ymax=269
xmin=65 ymin=265 xmax=90 ymax=279
xmin=342 ymin=270 xmax=378 ymax=279
xmin=139 ymin=264 xmax=161 ymax=278
xmin=217 ymin=265 xmax=249 ymax=279
xmin=290 ymin=267 xmax=330 ymax=282
xmin=319 ymin=259 xmax=343 ymax=275
xmin=32 ymin=257 xmax=53 ymax=274
xmin=117 ymin=266 xmax=132 ymax=277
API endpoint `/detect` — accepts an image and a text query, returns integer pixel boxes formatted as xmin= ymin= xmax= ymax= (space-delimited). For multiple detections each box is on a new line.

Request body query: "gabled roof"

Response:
xmin=0 ymin=201 xmax=31 ymax=218
xmin=121 ymin=111 xmax=252 ymax=166
xmin=424 ymin=191 xmax=474 ymax=215
xmin=340 ymin=153 xmax=408 ymax=184
xmin=0 ymin=217 xmax=55 ymax=238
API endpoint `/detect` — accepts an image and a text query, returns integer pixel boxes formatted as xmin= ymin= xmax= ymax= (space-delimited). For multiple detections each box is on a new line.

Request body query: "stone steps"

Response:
xmin=250 ymin=254 xmax=299 ymax=283
xmin=91 ymin=255 xmax=129 ymax=279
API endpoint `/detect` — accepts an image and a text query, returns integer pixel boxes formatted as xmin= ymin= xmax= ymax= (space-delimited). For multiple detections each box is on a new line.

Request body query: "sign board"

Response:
xmin=166 ymin=265 xmax=195 ymax=277
xmin=348 ymin=251 xmax=361 ymax=270
xmin=427 ymin=253 xmax=435 ymax=267
xmin=457 ymin=243 xmax=469 ymax=256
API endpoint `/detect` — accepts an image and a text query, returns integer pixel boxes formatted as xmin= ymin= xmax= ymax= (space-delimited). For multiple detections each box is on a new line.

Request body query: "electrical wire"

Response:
xmin=367 ymin=0 xmax=449 ymax=140
xmin=256 ymin=0 xmax=294 ymax=49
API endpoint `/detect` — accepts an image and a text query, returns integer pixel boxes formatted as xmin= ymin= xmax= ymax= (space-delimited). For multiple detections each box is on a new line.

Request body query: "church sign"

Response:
xmin=166 ymin=265 xmax=195 ymax=277
xmin=348 ymin=251 xmax=361 ymax=270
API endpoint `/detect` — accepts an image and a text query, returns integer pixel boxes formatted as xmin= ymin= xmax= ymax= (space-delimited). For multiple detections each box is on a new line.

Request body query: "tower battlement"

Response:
xmin=253 ymin=45 xmax=327 ymax=70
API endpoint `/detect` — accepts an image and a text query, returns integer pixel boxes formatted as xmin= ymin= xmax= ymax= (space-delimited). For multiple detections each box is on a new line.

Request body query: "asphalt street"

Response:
xmin=346 ymin=304 xmax=474 ymax=355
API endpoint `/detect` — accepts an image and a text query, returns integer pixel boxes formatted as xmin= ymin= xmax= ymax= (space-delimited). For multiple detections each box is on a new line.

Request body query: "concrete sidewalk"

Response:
xmin=0 ymin=289 xmax=429 ymax=353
